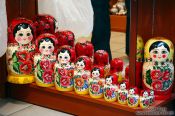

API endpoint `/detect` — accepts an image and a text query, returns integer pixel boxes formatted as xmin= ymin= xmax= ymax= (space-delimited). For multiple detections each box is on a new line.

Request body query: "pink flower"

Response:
xmin=92 ymin=84 xmax=100 ymax=93
xmin=151 ymin=70 xmax=163 ymax=80
xmin=42 ymin=70 xmax=54 ymax=83
xmin=40 ymin=60 xmax=51 ymax=71
xmin=60 ymin=76 xmax=71 ymax=87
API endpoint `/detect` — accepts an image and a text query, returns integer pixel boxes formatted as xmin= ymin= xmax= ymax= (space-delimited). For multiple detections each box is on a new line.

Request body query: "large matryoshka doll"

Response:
xmin=136 ymin=35 xmax=144 ymax=88
xmin=139 ymin=90 xmax=150 ymax=108
xmin=127 ymin=87 xmax=139 ymax=108
xmin=32 ymin=14 xmax=58 ymax=37
xmin=110 ymin=58 xmax=124 ymax=83
xmin=6 ymin=18 xmax=36 ymax=84
xmin=74 ymin=56 xmax=92 ymax=95
xmin=54 ymin=45 xmax=76 ymax=91
xmin=94 ymin=50 xmax=110 ymax=76
xmin=75 ymin=40 xmax=94 ymax=62
xmin=104 ymin=74 xmax=118 ymax=102
xmin=118 ymin=80 xmax=129 ymax=105
xmin=34 ymin=33 xmax=57 ymax=87
xmin=89 ymin=65 xmax=105 ymax=99
xmin=143 ymin=37 xmax=174 ymax=100
xmin=55 ymin=30 xmax=75 ymax=47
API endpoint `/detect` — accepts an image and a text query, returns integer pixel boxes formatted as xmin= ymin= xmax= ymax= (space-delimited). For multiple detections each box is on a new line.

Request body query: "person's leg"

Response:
xmin=91 ymin=0 xmax=112 ymax=61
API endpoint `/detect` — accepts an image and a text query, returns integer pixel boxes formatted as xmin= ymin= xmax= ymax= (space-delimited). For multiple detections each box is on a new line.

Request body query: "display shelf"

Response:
xmin=7 ymin=83 xmax=175 ymax=116
xmin=110 ymin=15 xmax=126 ymax=32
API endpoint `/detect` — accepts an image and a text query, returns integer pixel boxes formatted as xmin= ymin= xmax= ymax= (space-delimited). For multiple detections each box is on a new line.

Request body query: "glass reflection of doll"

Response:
xmin=89 ymin=66 xmax=105 ymax=99
xmin=54 ymin=46 xmax=75 ymax=91
xmin=6 ymin=18 xmax=35 ymax=84
xmin=74 ymin=56 xmax=91 ymax=95
xmin=127 ymin=87 xmax=139 ymax=108
xmin=104 ymin=74 xmax=118 ymax=102
xmin=140 ymin=90 xmax=150 ymax=108
xmin=34 ymin=33 xmax=57 ymax=87
xmin=118 ymin=82 xmax=128 ymax=105
xmin=143 ymin=40 xmax=174 ymax=99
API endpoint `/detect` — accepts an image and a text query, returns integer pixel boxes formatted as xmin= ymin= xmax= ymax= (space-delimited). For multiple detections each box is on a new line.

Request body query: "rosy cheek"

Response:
xmin=39 ymin=48 xmax=43 ymax=53
xmin=153 ymin=55 xmax=157 ymax=58
xmin=16 ymin=37 xmax=22 ymax=42
xmin=162 ymin=55 xmax=167 ymax=58
xmin=49 ymin=48 xmax=54 ymax=53
xmin=27 ymin=36 xmax=33 ymax=41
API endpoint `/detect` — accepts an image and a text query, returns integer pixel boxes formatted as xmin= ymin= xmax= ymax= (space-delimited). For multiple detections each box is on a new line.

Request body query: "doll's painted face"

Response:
xmin=143 ymin=91 xmax=148 ymax=98
xmin=58 ymin=49 xmax=71 ymax=64
xmin=149 ymin=41 xmax=170 ymax=62
xmin=120 ymin=83 xmax=126 ymax=90
xmin=39 ymin=38 xmax=55 ymax=55
xmin=14 ymin=23 xmax=33 ymax=45
xmin=106 ymin=77 xmax=112 ymax=85
xmin=129 ymin=88 xmax=135 ymax=95
xmin=76 ymin=59 xmax=85 ymax=70
xmin=150 ymin=90 xmax=154 ymax=96
xmin=92 ymin=68 xmax=100 ymax=78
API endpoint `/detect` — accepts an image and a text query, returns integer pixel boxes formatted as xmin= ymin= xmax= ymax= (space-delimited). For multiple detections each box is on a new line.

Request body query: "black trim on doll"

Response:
xmin=91 ymin=67 xmax=100 ymax=74
xmin=38 ymin=38 xmax=55 ymax=49
xmin=76 ymin=57 xmax=86 ymax=66
xmin=149 ymin=41 xmax=170 ymax=53
xmin=58 ymin=48 xmax=71 ymax=57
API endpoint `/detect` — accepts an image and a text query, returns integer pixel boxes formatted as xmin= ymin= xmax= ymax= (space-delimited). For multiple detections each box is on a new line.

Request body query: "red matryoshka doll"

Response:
xmin=94 ymin=50 xmax=110 ymax=76
xmin=32 ymin=14 xmax=58 ymax=37
xmin=104 ymin=74 xmax=118 ymax=102
xmin=118 ymin=81 xmax=129 ymax=104
xmin=55 ymin=30 xmax=75 ymax=47
xmin=6 ymin=18 xmax=36 ymax=84
xmin=89 ymin=65 xmax=105 ymax=99
xmin=127 ymin=87 xmax=139 ymax=108
xmin=143 ymin=37 xmax=174 ymax=100
xmin=54 ymin=45 xmax=76 ymax=91
xmin=75 ymin=40 xmax=94 ymax=62
xmin=34 ymin=33 xmax=57 ymax=87
xmin=140 ymin=90 xmax=150 ymax=108
xmin=74 ymin=56 xmax=92 ymax=95
xmin=110 ymin=58 xmax=124 ymax=83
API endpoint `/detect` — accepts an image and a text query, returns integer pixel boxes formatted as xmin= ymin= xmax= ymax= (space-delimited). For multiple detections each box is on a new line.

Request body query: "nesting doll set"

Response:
xmin=127 ymin=87 xmax=139 ymax=108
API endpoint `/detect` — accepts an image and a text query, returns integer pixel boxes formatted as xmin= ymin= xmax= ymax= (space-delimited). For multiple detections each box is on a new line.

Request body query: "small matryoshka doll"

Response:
xmin=110 ymin=58 xmax=124 ymax=83
xmin=32 ymin=14 xmax=58 ymax=37
xmin=34 ymin=33 xmax=57 ymax=87
xmin=89 ymin=65 xmax=105 ymax=99
xmin=149 ymin=90 xmax=155 ymax=105
xmin=127 ymin=87 xmax=139 ymax=108
xmin=55 ymin=30 xmax=75 ymax=47
xmin=118 ymin=81 xmax=129 ymax=104
xmin=6 ymin=18 xmax=36 ymax=84
xmin=104 ymin=74 xmax=118 ymax=102
xmin=75 ymin=40 xmax=94 ymax=62
xmin=54 ymin=45 xmax=76 ymax=91
xmin=74 ymin=56 xmax=92 ymax=95
xmin=143 ymin=37 xmax=174 ymax=100
xmin=140 ymin=90 xmax=150 ymax=108
xmin=94 ymin=50 xmax=110 ymax=76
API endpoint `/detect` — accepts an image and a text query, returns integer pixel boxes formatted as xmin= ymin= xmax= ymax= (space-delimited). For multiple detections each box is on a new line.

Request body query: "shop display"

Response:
xmin=74 ymin=56 xmax=92 ymax=95
xmin=34 ymin=33 xmax=57 ymax=87
xmin=139 ymin=90 xmax=150 ymax=108
xmin=143 ymin=37 xmax=174 ymax=100
xmin=89 ymin=66 xmax=105 ymax=99
xmin=127 ymin=87 xmax=139 ymax=108
xmin=6 ymin=18 xmax=36 ymax=84
xmin=110 ymin=0 xmax=127 ymax=15
xmin=54 ymin=45 xmax=76 ymax=91
xmin=104 ymin=74 xmax=118 ymax=102
xmin=125 ymin=65 xmax=129 ymax=80
xmin=32 ymin=14 xmax=58 ymax=37
xmin=118 ymin=81 xmax=129 ymax=104
xmin=94 ymin=50 xmax=110 ymax=76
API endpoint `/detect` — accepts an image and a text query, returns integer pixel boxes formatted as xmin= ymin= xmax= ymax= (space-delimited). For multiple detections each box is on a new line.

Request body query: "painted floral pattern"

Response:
xmin=89 ymin=80 xmax=103 ymax=96
xmin=127 ymin=95 xmax=139 ymax=106
xmin=118 ymin=91 xmax=127 ymax=102
xmin=104 ymin=86 xmax=117 ymax=99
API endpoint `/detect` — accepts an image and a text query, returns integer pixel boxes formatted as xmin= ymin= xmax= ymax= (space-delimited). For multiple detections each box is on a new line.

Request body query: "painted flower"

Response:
xmin=92 ymin=84 xmax=100 ymax=93
xmin=16 ymin=51 xmax=30 ymax=62
xmin=162 ymin=70 xmax=170 ymax=81
xmin=151 ymin=70 xmax=163 ymax=80
xmin=40 ymin=60 xmax=51 ymax=71
xmin=106 ymin=89 xmax=113 ymax=97
xmin=58 ymin=69 xmax=66 ymax=76
xmin=67 ymin=70 xmax=74 ymax=77
xmin=42 ymin=70 xmax=53 ymax=83
xmin=98 ymin=81 xmax=103 ymax=86
xmin=19 ymin=61 xmax=32 ymax=74
xmin=143 ymin=100 xmax=149 ymax=105
xmin=120 ymin=93 xmax=127 ymax=101
xmin=75 ymin=78 xmax=84 ymax=87
xmin=129 ymin=97 xmax=135 ymax=104
xmin=60 ymin=76 xmax=71 ymax=87
xmin=82 ymin=74 xmax=88 ymax=80
xmin=152 ymin=80 xmax=163 ymax=90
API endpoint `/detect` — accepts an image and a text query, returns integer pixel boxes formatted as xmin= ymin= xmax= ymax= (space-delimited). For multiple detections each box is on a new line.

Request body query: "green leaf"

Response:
xmin=146 ymin=70 xmax=152 ymax=86
xmin=12 ymin=54 xmax=18 ymax=63
xmin=13 ymin=62 xmax=20 ymax=73
xmin=37 ymin=62 xmax=41 ymax=71
xmin=37 ymin=70 xmax=43 ymax=81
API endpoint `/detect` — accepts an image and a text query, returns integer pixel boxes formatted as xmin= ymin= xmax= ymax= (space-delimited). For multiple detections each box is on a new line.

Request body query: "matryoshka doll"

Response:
xmin=118 ymin=81 xmax=129 ymax=104
xmin=6 ymin=18 xmax=36 ymax=84
xmin=89 ymin=65 xmax=105 ymax=99
xmin=140 ymin=90 xmax=150 ymax=108
xmin=104 ymin=74 xmax=118 ymax=102
xmin=55 ymin=30 xmax=75 ymax=47
xmin=32 ymin=14 xmax=58 ymax=37
xmin=94 ymin=50 xmax=110 ymax=76
xmin=54 ymin=45 xmax=76 ymax=91
xmin=127 ymin=87 xmax=139 ymax=108
xmin=74 ymin=56 xmax=92 ymax=95
xmin=75 ymin=40 xmax=94 ymax=62
xmin=149 ymin=90 xmax=155 ymax=105
xmin=34 ymin=33 xmax=57 ymax=87
xmin=143 ymin=37 xmax=174 ymax=100
xmin=110 ymin=58 xmax=124 ymax=83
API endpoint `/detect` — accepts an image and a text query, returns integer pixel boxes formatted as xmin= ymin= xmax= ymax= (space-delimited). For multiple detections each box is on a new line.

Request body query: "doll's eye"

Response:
xmin=42 ymin=46 xmax=45 ymax=49
xmin=48 ymin=46 xmax=52 ymax=49
xmin=153 ymin=50 xmax=158 ymax=54
xmin=162 ymin=50 xmax=167 ymax=54
xmin=80 ymin=64 xmax=84 ymax=66
xmin=59 ymin=56 xmax=62 ymax=59
xmin=19 ymin=33 xmax=23 ymax=36
xmin=27 ymin=33 xmax=31 ymax=36
xmin=77 ymin=64 xmax=79 ymax=66
xmin=65 ymin=56 xmax=68 ymax=59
